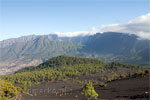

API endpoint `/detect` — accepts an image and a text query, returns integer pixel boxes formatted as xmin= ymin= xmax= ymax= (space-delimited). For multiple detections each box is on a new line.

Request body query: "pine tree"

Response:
xmin=81 ymin=80 xmax=98 ymax=99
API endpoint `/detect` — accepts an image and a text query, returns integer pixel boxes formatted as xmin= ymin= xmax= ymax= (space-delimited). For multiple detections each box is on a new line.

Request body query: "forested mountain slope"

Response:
xmin=81 ymin=32 xmax=149 ymax=65
xmin=16 ymin=55 xmax=106 ymax=73
xmin=0 ymin=32 xmax=149 ymax=75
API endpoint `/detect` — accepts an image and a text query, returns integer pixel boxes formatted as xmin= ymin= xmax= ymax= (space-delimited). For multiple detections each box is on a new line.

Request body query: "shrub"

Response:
xmin=128 ymin=72 xmax=132 ymax=77
xmin=107 ymin=78 xmax=112 ymax=82
xmin=134 ymin=71 xmax=145 ymax=77
xmin=0 ymin=79 xmax=17 ymax=99
xmin=16 ymin=87 xmax=24 ymax=93
xmin=78 ymin=81 xmax=83 ymax=84
xmin=139 ymin=71 xmax=145 ymax=77
xmin=120 ymin=74 xmax=126 ymax=78
xmin=81 ymin=80 xmax=98 ymax=99
xmin=1 ymin=96 xmax=7 ymax=100
xmin=145 ymin=69 xmax=149 ymax=74
xmin=134 ymin=72 xmax=139 ymax=76
xmin=99 ymin=82 xmax=107 ymax=87
xmin=63 ymin=86 xmax=67 ymax=88
xmin=95 ymin=80 xmax=98 ymax=84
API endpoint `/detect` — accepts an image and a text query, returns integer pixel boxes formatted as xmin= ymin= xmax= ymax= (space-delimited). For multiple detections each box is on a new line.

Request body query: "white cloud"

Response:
xmin=52 ymin=31 xmax=92 ymax=37
xmin=53 ymin=13 xmax=150 ymax=39
xmin=92 ymin=13 xmax=150 ymax=39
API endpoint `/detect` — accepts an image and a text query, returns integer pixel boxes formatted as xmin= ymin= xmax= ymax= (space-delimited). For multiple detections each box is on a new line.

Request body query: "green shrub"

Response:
xmin=81 ymin=80 xmax=98 ymax=99
xmin=134 ymin=72 xmax=139 ymax=76
xmin=107 ymin=78 xmax=112 ymax=82
xmin=63 ymin=86 xmax=67 ymax=88
xmin=128 ymin=72 xmax=132 ymax=77
xmin=1 ymin=96 xmax=7 ymax=100
xmin=139 ymin=71 xmax=145 ymax=76
xmin=99 ymin=82 xmax=107 ymax=87
xmin=134 ymin=71 xmax=145 ymax=77
xmin=95 ymin=80 xmax=98 ymax=84
xmin=145 ymin=69 xmax=149 ymax=74
xmin=16 ymin=87 xmax=24 ymax=93
xmin=0 ymin=79 xmax=17 ymax=99
xmin=120 ymin=74 xmax=126 ymax=78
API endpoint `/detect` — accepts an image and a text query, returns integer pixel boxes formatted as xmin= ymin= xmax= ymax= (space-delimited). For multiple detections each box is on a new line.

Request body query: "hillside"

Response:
xmin=0 ymin=34 xmax=59 ymax=48
xmin=1 ymin=56 xmax=106 ymax=84
xmin=1 ymin=56 xmax=149 ymax=84
xmin=0 ymin=37 xmax=82 ymax=75
xmin=82 ymin=32 xmax=150 ymax=65
xmin=0 ymin=37 xmax=82 ymax=61
xmin=16 ymin=55 xmax=106 ymax=73
xmin=1 ymin=56 xmax=149 ymax=100
xmin=0 ymin=32 xmax=149 ymax=75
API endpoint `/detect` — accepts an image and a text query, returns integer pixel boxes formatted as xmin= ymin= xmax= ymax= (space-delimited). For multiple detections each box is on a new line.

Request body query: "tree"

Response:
xmin=81 ymin=80 xmax=98 ymax=99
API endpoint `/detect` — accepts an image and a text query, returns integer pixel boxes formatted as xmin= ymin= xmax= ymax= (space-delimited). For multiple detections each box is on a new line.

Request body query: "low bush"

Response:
xmin=120 ymin=74 xmax=126 ymax=78
xmin=145 ymin=69 xmax=149 ymax=74
xmin=133 ymin=71 xmax=145 ymax=77
xmin=0 ymin=79 xmax=17 ymax=100
xmin=99 ymin=82 xmax=107 ymax=87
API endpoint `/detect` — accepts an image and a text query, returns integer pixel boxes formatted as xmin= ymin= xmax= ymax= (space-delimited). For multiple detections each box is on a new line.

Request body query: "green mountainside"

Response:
xmin=0 ymin=32 xmax=149 ymax=75
xmin=16 ymin=55 xmax=106 ymax=73
xmin=81 ymin=32 xmax=150 ymax=65
xmin=1 ymin=56 xmax=106 ymax=84
xmin=1 ymin=56 xmax=149 ymax=85
xmin=0 ymin=37 xmax=82 ymax=61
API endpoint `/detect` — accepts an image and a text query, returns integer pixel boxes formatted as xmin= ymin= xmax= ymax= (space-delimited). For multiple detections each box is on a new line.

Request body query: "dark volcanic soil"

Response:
xmin=21 ymin=76 xmax=149 ymax=100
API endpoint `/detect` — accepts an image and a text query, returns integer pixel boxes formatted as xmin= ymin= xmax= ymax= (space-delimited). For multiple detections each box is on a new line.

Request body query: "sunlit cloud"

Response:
xmin=53 ymin=13 xmax=150 ymax=40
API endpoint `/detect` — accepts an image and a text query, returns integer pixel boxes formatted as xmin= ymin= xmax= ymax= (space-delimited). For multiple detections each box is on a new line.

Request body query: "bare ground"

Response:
xmin=20 ymin=75 xmax=149 ymax=100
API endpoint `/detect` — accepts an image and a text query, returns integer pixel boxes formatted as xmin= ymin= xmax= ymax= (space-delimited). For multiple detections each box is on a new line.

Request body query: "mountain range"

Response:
xmin=0 ymin=32 xmax=149 ymax=75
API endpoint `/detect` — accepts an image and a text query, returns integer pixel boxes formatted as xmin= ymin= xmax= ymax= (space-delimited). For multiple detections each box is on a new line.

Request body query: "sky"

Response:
xmin=0 ymin=0 xmax=149 ymax=41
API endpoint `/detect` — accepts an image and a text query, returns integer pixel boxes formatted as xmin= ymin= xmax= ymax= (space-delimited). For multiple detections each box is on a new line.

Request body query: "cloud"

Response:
xmin=53 ymin=31 xmax=91 ymax=37
xmin=53 ymin=13 xmax=150 ymax=39
xmin=92 ymin=13 xmax=150 ymax=39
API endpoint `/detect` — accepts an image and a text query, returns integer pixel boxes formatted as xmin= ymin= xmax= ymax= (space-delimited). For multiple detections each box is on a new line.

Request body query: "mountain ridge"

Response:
xmin=0 ymin=32 xmax=149 ymax=75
